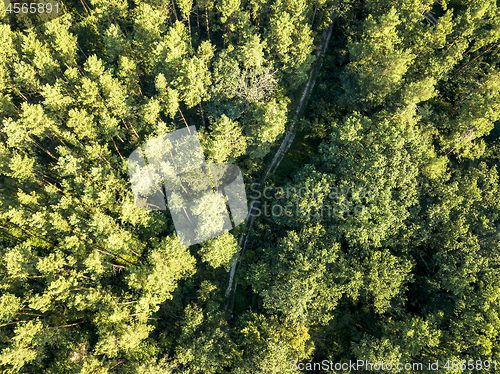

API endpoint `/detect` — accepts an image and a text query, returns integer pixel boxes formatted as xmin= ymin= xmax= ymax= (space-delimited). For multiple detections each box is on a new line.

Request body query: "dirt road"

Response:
xmin=224 ymin=11 xmax=337 ymax=314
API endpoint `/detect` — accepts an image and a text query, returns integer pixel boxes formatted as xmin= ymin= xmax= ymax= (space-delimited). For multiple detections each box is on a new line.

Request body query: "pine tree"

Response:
xmin=206 ymin=114 xmax=246 ymax=162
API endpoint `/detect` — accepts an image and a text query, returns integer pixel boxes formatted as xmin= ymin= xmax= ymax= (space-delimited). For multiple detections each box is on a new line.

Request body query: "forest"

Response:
xmin=1 ymin=0 xmax=500 ymax=372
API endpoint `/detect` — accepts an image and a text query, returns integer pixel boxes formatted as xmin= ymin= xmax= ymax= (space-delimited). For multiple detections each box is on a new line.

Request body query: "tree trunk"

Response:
xmin=171 ymin=0 xmax=178 ymax=21
xmin=188 ymin=14 xmax=192 ymax=47
xmin=205 ymin=6 xmax=210 ymax=40
xmin=199 ymin=102 xmax=206 ymax=129
xmin=196 ymin=5 xmax=200 ymax=30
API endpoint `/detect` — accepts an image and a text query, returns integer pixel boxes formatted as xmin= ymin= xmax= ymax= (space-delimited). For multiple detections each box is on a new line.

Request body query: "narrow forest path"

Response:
xmin=223 ymin=12 xmax=337 ymax=315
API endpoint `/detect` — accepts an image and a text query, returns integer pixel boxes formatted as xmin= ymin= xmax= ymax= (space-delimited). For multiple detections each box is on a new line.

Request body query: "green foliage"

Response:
xmin=2 ymin=0 xmax=500 ymax=372
xmin=206 ymin=114 xmax=246 ymax=162
xmin=339 ymin=7 xmax=415 ymax=109
xmin=233 ymin=312 xmax=314 ymax=373
xmin=199 ymin=231 xmax=238 ymax=269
